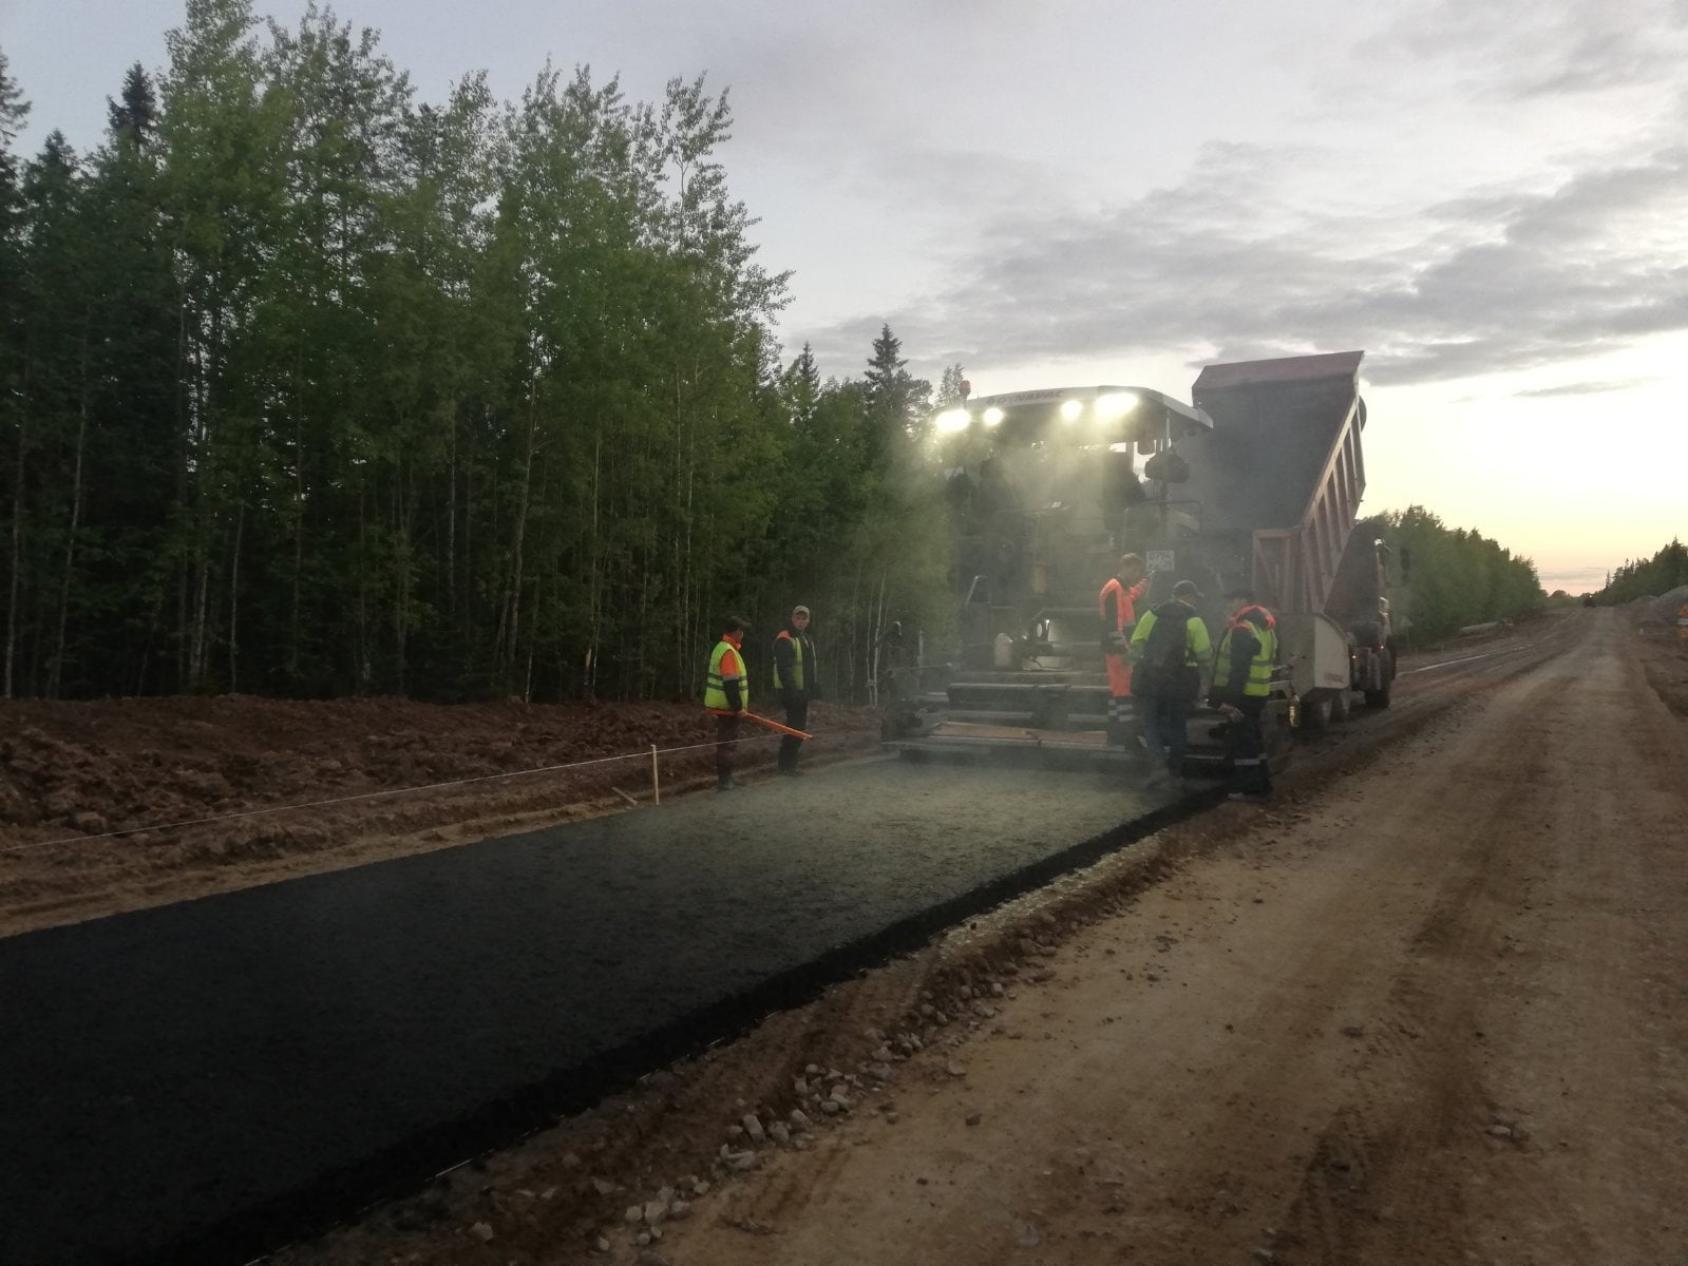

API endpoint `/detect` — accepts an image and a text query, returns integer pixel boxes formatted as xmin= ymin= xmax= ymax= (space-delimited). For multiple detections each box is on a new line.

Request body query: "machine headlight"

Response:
xmin=982 ymin=406 xmax=1005 ymax=427
xmin=1094 ymin=391 xmax=1139 ymax=422
xmin=935 ymin=408 xmax=972 ymax=433
xmin=1059 ymin=399 xmax=1084 ymax=422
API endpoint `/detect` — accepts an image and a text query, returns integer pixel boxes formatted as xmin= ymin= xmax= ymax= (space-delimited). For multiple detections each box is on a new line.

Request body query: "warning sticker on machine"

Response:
xmin=1146 ymin=549 xmax=1175 ymax=574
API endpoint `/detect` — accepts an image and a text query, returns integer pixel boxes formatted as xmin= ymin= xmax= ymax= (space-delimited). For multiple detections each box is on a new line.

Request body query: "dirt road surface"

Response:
xmin=631 ymin=610 xmax=1684 ymax=1266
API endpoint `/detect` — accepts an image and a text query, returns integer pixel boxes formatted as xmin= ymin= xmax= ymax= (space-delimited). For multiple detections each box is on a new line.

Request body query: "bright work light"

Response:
xmin=982 ymin=406 xmax=1005 ymax=427
xmin=1059 ymin=399 xmax=1083 ymax=422
xmin=1094 ymin=391 xmax=1139 ymax=422
xmin=935 ymin=408 xmax=972 ymax=434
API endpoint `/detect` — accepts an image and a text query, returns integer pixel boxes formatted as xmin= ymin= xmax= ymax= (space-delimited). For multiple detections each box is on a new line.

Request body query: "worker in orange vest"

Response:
xmin=704 ymin=616 xmax=751 ymax=791
xmin=1098 ymin=553 xmax=1150 ymax=748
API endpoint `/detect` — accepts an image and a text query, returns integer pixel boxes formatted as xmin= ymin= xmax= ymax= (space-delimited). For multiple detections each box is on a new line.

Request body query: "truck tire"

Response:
xmin=1329 ymin=690 xmax=1352 ymax=723
xmin=1365 ymin=683 xmax=1392 ymax=708
xmin=1302 ymin=694 xmax=1333 ymax=732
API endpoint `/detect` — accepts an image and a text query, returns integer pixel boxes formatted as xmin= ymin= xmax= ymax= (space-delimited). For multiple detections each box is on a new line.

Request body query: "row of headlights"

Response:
xmin=933 ymin=391 xmax=1141 ymax=435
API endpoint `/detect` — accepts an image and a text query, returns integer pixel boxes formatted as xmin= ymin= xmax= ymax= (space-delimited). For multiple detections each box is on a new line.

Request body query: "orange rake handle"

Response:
xmin=741 ymin=711 xmax=812 ymax=741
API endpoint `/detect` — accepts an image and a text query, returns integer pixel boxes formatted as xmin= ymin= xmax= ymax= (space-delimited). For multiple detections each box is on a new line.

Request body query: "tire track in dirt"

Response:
xmin=1275 ymin=623 xmax=1687 ymax=1265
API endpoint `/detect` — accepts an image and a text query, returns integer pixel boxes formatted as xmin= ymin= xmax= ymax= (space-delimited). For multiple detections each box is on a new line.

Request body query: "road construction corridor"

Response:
xmin=625 ymin=610 xmax=1688 ymax=1266
xmin=0 ymin=761 xmax=1162 ymax=1265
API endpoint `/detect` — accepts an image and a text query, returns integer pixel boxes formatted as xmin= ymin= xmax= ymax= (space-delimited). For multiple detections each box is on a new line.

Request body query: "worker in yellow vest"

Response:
xmin=1209 ymin=587 xmax=1277 ymax=801
xmin=704 ymin=616 xmax=751 ymax=791
xmin=772 ymin=605 xmax=819 ymax=775
xmin=1130 ymin=579 xmax=1213 ymax=787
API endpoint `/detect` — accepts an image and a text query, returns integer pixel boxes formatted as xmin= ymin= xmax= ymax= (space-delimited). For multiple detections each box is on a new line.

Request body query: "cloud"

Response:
xmin=1359 ymin=0 xmax=1688 ymax=100
xmin=1513 ymin=378 xmax=1653 ymax=397
xmin=801 ymin=134 xmax=1688 ymax=387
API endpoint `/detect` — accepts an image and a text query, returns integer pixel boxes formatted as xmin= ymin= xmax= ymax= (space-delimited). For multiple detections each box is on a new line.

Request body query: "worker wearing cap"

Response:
xmin=1097 ymin=554 xmax=1150 ymax=748
xmin=704 ymin=616 xmax=751 ymax=791
xmin=772 ymin=605 xmax=820 ymax=775
xmin=1129 ymin=579 xmax=1212 ymax=786
xmin=1210 ymin=587 xmax=1277 ymax=801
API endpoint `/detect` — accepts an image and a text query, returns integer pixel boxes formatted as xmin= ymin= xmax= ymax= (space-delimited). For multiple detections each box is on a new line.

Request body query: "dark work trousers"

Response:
xmin=714 ymin=712 xmax=742 ymax=785
xmin=778 ymin=692 xmax=810 ymax=772
xmin=1105 ymin=692 xmax=1131 ymax=748
xmin=1143 ymin=695 xmax=1191 ymax=775
xmin=1227 ymin=698 xmax=1272 ymax=795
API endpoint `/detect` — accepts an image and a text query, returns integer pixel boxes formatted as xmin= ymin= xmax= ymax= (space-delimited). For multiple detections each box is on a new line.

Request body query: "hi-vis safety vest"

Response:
xmin=1212 ymin=615 xmax=1277 ymax=698
xmin=704 ymin=640 xmax=748 ymax=713
xmin=773 ymin=630 xmax=805 ymax=691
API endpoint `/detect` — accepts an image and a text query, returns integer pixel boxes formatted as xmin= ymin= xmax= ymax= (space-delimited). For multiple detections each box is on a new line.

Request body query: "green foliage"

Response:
xmin=1377 ymin=506 xmax=1544 ymax=643
xmin=1596 ymin=538 xmax=1688 ymax=605
xmin=0 ymin=17 xmax=954 ymax=705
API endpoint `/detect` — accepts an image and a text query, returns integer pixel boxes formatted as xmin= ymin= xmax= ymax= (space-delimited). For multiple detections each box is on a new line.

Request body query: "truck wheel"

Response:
xmin=1329 ymin=691 xmax=1352 ymax=723
xmin=1303 ymin=695 xmax=1333 ymax=732
xmin=1365 ymin=684 xmax=1392 ymax=708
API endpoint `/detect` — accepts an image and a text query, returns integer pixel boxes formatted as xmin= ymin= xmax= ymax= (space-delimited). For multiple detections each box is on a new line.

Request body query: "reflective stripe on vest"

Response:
xmin=773 ymin=630 xmax=804 ymax=691
xmin=704 ymin=640 xmax=748 ymax=712
xmin=1213 ymin=623 xmax=1276 ymax=697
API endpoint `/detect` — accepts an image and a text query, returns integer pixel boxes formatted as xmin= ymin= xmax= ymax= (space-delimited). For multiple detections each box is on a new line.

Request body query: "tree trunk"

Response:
xmin=446 ymin=409 xmax=457 ymax=618
xmin=497 ymin=374 xmax=539 ymax=685
xmin=48 ymin=330 xmax=92 ymax=699
xmin=3 ymin=412 xmax=25 ymax=700
xmin=288 ymin=381 xmax=304 ymax=681
xmin=356 ymin=470 xmax=371 ymax=692
xmin=228 ymin=500 xmax=244 ymax=692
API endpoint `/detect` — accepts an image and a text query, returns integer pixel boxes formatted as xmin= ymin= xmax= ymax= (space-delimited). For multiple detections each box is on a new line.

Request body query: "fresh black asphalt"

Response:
xmin=0 ymin=759 xmax=1174 ymax=1265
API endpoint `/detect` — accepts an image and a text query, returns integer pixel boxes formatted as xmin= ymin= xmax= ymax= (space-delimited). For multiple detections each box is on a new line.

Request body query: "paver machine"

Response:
xmin=884 ymin=351 xmax=1396 ymax=768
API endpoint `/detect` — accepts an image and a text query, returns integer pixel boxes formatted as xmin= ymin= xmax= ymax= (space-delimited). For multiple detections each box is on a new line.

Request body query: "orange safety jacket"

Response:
xmin=1099 ymin=576 xmax=1150 ymax=697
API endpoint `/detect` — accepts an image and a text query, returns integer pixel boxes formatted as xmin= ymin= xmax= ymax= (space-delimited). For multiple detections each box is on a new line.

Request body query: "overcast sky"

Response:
xmin=5 ymin=0 xmax=1687 ymax=592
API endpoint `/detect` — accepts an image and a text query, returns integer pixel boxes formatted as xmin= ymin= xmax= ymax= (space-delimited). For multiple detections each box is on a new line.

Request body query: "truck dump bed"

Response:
xmin=1189 ymin=351 xmax=1367 ymax=616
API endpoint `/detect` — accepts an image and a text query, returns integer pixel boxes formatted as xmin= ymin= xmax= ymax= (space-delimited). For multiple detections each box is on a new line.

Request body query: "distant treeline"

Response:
xmin=1376 ymin=507 xmax=1543 ymax=643
xmin=1595 ymin=538 xmax=1688 ymax=605
xmin=0 ymin=5 xmax=952 ymax=703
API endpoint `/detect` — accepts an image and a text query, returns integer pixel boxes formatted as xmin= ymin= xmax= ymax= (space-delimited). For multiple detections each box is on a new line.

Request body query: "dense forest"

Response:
xmin=0 ymin=4 xmax=952 ymax=704
xmin=1376 ymin=507 xmax=1543 ymax=643
xmin=1596 ymin=538 xmax=1688 ymax=605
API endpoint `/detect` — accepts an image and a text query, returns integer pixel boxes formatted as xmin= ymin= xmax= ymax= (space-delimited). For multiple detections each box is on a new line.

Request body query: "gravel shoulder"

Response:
xmin=274 ymin=608 xmax=1686 ymax=1266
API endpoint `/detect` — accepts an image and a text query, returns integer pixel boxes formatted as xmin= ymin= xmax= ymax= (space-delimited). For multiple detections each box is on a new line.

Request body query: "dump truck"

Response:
xmin=884 ymin=351 xmax=1396 ymax=768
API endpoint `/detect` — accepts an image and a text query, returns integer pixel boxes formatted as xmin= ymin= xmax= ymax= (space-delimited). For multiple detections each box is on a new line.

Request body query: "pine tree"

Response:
xmin=781 ymin=342 xmax=822 ymax=427
xmin=107 ymin=63 xmax=159 ymax=144
xmin=0 ymin=48 xmax=30 ymax=697
xmin=935 ymin=362 xmax=967 ymax=408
